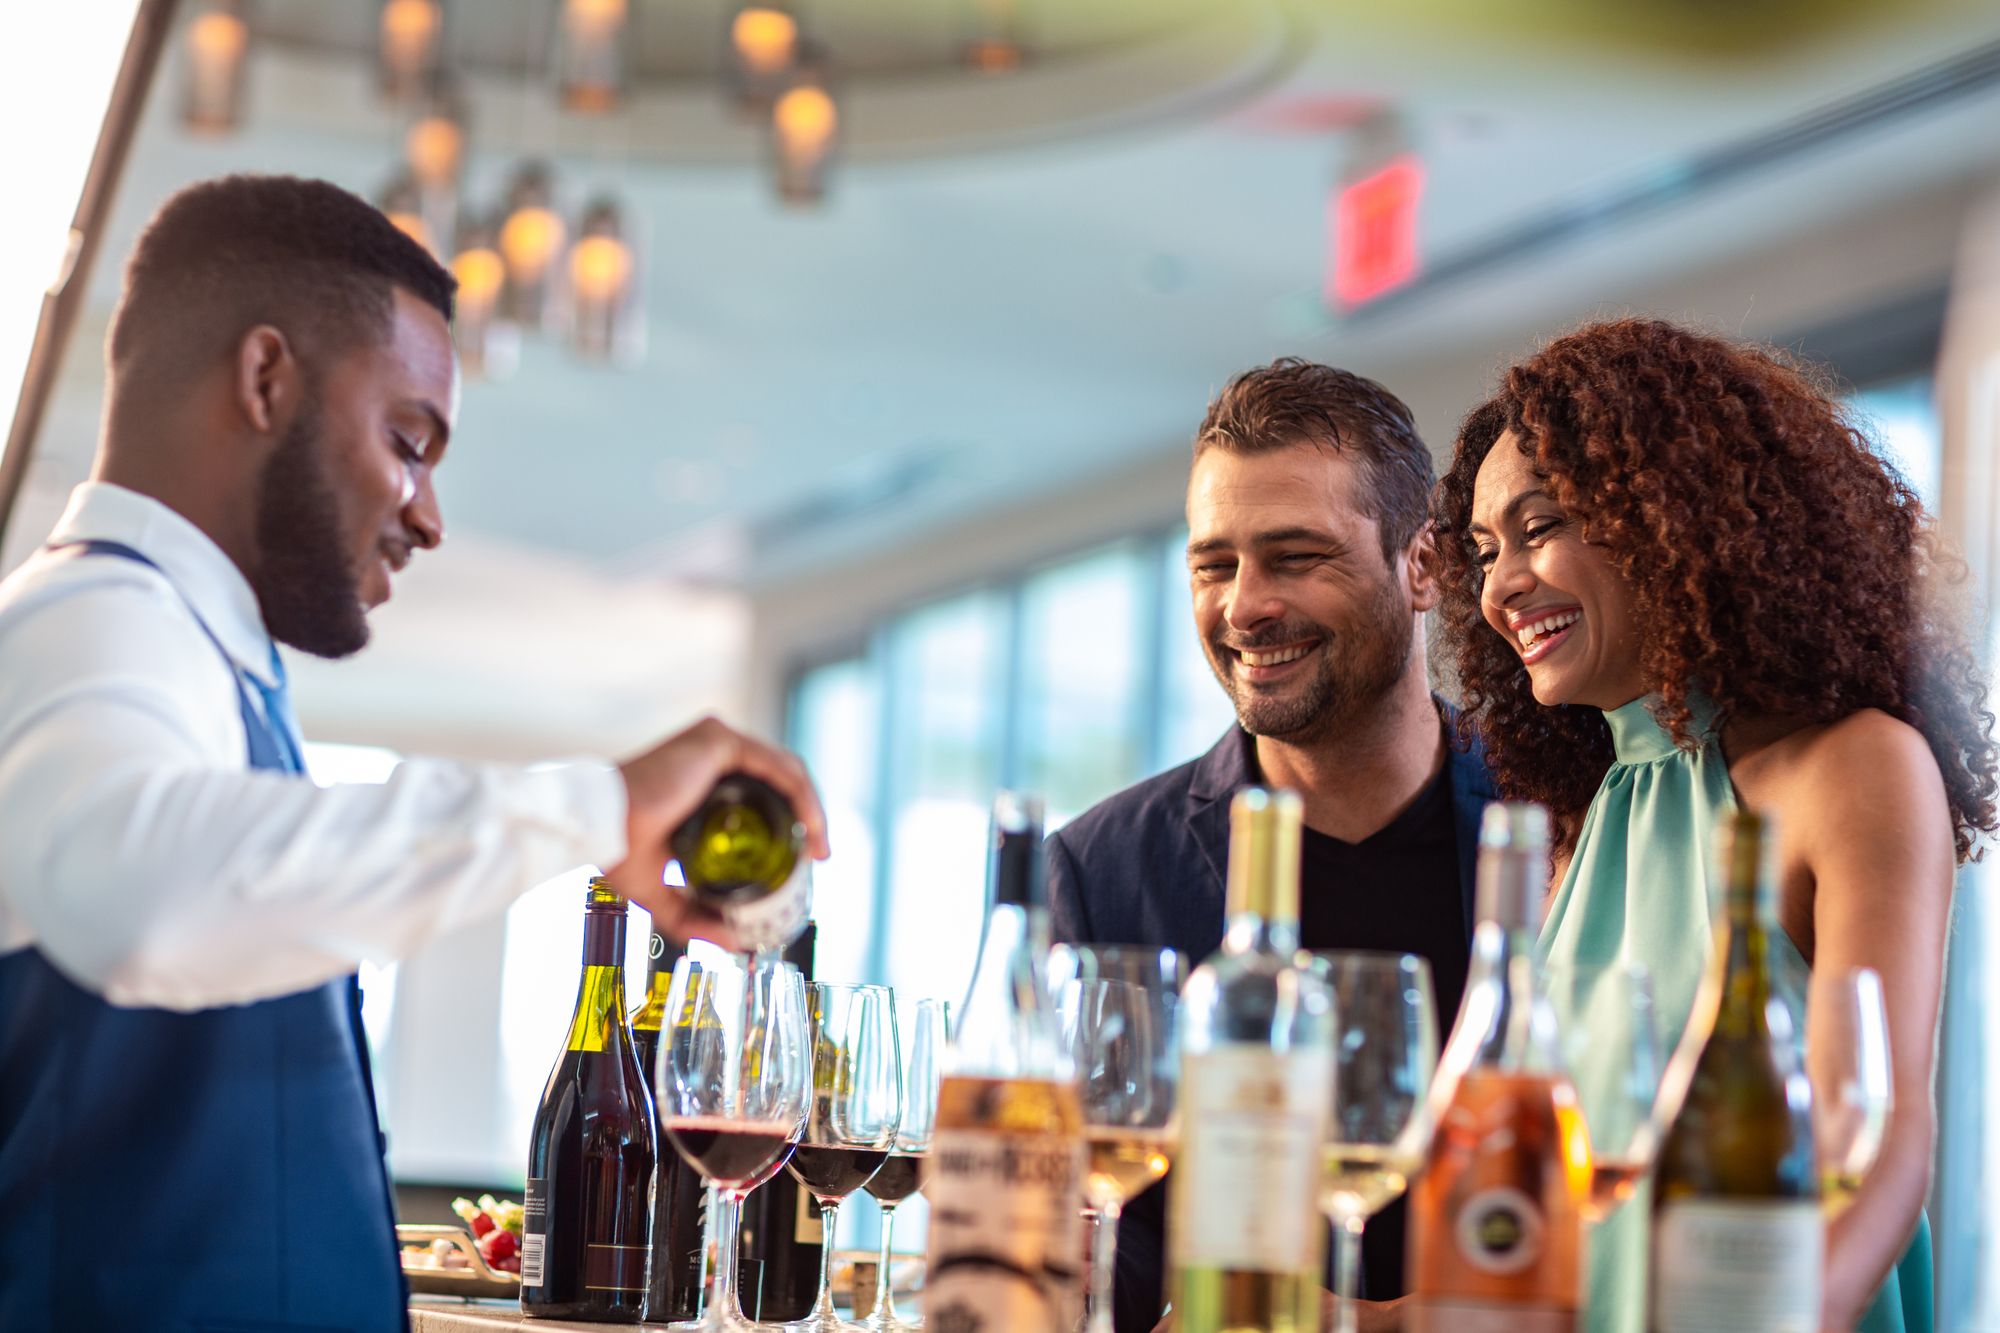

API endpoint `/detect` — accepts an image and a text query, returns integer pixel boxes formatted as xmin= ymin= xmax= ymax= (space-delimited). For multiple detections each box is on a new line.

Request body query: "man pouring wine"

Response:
xmin=0 ymin=174 xmax=828 ymax=1333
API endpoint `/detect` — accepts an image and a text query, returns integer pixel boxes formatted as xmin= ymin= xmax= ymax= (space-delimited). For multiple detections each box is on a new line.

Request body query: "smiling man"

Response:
xmin=1047 ymin=358 xmax=1496 ymax=1333
xmin=0 ymin=176 xmax=826 ymax=1332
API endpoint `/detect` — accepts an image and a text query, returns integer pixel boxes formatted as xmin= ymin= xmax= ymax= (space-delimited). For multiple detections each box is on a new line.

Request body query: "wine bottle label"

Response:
xmin=1653 ymin=1200 xmax=1823 ymax=1333
xmin=721 ymin=872 xmax=812 ymax=953
xmin=1172 ymin=1046 xmax=1332 ymax=1271
xmin=795 ymin=1186 xmax=824 ymax=1244
xmin=1407 ymin=1299 xmax=1575 ymax=1332
xmin=521 ymin=1176 xmax=549 ymax=1288
xmin=1452 ymin=1185 xmax=1545 ymax=1275
xmin=925 ymin=1125 xmax=1086 ymax=1329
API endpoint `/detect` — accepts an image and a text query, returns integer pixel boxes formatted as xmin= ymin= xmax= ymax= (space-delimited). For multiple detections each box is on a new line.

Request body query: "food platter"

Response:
xmin=398 ymin=1223 xmax=523 ymax=1300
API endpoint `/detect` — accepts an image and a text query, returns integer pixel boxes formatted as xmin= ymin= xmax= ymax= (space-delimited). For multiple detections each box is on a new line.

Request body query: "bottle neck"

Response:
xmin=951 ymin=901 xmax=1066 ymax=1080
xmin=1455 ymin=917 xmax=1563 ymax=1074
xmin=1221 ymin=909 xmax=1300 ymax=957
xmin=631 ymin=933 xmax=673 ymax=1032
xmin=567 ymin=906 xmax=630 ymax=1052
xmin=1713 ymin=885 xmax=1776 ymax=1039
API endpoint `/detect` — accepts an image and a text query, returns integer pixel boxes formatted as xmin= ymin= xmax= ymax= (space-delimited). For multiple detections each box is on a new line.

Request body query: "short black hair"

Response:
xmin=109 ymin=174 xmax=456 ymax=391
xmin=1195 ymin=357 xmax=1433 ymax=561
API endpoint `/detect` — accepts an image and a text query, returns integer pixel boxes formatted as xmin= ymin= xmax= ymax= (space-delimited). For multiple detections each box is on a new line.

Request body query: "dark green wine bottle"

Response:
xmin=1650 ymin=810 xmax=1820 ymax=1332
xmin=523 ymin=879 xmax=659 ymax=1322
xmin=670 ymin=773 xmax=810 ymax=952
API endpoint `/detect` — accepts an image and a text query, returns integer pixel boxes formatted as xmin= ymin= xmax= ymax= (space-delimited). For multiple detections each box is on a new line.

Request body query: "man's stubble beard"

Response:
xmin=251 ymin=395 xmax=372 ymax=659
xmin=1208 ymin=568 xmax=1415 ymax=746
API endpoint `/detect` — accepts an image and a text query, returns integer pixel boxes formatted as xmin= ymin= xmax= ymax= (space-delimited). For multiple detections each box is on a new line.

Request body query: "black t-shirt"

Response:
xmin=1296 ymin=761 xmax=1469 ymax=1303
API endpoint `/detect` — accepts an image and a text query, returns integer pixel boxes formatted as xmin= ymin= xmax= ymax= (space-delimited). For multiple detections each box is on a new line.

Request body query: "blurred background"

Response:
xmin=3 ymin=1 xmax=1998 ymax=1324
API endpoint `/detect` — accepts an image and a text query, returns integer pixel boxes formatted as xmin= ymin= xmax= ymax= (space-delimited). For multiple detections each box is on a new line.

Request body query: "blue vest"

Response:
xmin=0 ymin=541 xmax=407 ymax=1331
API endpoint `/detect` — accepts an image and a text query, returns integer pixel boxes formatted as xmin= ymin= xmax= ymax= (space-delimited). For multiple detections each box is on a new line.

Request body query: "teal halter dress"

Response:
xmin=1538 ymin=696 xmax=1933 ymax=1333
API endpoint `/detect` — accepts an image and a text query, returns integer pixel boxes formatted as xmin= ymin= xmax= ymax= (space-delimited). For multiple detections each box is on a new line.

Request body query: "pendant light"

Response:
xmin=727 ymin=3 xmax=798 ymax=111
xmin=568 ymin=199 xmax=642 ymax=362
xmin=451 ymin=215 xmax=520 ymax=380
xmin=771 ymin=49 xmax=838 ymax=207
xmin=377 ymin=0 xmax=444 ymax=102
xmin=556 ymin=0 xmax=628 ymax=113
xmin=182 ymin=0 xmax=251 ymax=134
xmin=962 ymin=0 xmax=1025 ymax=72
xmin=378 ymin=171 xmax=434 ymax=254
xmin=498 ymin=163 xmax=566 ymax=328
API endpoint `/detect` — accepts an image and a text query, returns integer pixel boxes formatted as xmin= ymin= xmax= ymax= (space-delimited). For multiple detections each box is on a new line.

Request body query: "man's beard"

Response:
xmin=1206 ymin=570 xmax=1414 ymax=745
xmin=251 ymin=397 xmax=371 ymax=659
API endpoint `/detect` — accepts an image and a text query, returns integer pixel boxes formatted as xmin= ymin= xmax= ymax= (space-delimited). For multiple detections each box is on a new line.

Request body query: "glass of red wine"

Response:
xmin=660 ymin=953 xmax=814 ymax=1333
xmin=782 ymin=983 xmax=902 ymax=1331
xmin=860 ymin=998 xmax=946 ymax=1333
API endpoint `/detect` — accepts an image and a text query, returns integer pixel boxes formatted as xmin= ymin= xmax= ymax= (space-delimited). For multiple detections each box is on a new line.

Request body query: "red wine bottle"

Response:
xmin=522 ymin=879 xmax=659 ymax=1322
xmin=632 ymin=927 xmax=705 ymax=1321
xmin=739 ymin=924 xmax=824 ymax=1322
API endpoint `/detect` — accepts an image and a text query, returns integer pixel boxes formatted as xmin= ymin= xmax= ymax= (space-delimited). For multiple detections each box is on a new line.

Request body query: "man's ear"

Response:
xmin=1405 ymin=526 xmax=1442 ymax=614
xmin=231 ymin=324 xmax=301 ymax=436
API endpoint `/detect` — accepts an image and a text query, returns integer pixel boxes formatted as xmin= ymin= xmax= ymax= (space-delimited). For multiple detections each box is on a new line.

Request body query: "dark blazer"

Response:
xmin=1046 ymin=706 xmax=1496 ymax=1333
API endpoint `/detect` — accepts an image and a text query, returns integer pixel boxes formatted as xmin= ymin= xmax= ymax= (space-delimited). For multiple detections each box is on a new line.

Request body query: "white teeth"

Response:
xmin=1516 ymin=610 xmax=1580 ymax=649
xmin=1241 ymin=644 xmax=1311 ymax=668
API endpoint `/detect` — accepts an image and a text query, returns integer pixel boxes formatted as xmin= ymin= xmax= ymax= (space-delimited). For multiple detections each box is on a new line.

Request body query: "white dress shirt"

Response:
xmin=0 ymin=482 xmax=628 ymax=1011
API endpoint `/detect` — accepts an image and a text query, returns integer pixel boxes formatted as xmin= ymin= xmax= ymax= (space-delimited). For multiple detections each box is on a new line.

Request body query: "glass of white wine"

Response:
xmin=1055 ymin=945 xmax=1186 ymax=1333
xmin=1543 ymin=959 xmax=1663 ymax=1221
xmin=1303 ymin=951 xmax=1438 ymax=1333
xmin=1808 ymin=966 xmax=1892 ymax=1216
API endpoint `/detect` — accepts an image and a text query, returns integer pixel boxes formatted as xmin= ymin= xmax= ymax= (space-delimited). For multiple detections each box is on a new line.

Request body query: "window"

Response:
xmin=784 ymin=529 xmax=1236 ymax=1007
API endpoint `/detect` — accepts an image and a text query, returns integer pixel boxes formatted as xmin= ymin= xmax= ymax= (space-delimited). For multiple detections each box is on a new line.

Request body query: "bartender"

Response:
xmin=0 ymin=174 xmax=828 ymax=1332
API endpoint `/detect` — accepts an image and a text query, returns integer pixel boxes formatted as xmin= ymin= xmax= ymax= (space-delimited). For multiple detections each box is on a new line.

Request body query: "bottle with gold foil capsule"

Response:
xmin=1650 ymin=810 xmax=1820 ymax=1333
xmin=1169 ymin=787 xmax=1338 ymax=1333
xmin=1406 ymin=802 xmax=1589 ymax=1332
xmin=522 ymin=878 xmax=659 ymax=1321
xmin=924 ymin=792 xmax=1087 ymax=1332
xmin=631 ymin=925 xmax=706 ymax=1321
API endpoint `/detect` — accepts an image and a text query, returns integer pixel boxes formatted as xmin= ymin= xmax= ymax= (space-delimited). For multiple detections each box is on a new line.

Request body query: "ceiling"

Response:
xmin=31 ymin=0 xmax=2000 ymax=600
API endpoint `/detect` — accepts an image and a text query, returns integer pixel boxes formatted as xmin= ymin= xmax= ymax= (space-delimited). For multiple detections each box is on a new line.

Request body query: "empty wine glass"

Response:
xmin=785 ymin=983 xmax=902 ymax=1332
xmin=1304 ymin=951 xmax=1438 ymax=1333
xmin=1543 ymin=959 xmax=1664 ymax=1221
xmin=1808 ymin=966 xmax=1893 ymax=1216
xmin=659 ymin=955 xmax=814 ymax=1333
xmin=861 ymin=998 xmax=946 ymax=1333
xmin=1056 ymin=946 xmax=1185 ymax=1333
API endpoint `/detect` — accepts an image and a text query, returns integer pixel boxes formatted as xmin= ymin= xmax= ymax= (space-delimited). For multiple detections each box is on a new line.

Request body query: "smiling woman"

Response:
xmin=1433 ymin=316 xmax=2000 ymax=1333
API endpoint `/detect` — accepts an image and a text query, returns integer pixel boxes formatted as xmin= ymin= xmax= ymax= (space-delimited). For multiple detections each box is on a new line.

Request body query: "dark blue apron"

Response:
xmin=0 ymin=540 xmax=407 ymax=1331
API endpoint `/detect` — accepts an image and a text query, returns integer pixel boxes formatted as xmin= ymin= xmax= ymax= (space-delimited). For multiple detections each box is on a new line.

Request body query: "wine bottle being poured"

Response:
xmin=671 ymin=772 xmax=812 ymax=953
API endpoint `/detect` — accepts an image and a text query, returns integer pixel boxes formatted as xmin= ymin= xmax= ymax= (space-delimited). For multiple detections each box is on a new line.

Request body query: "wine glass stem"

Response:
xmin=1087 ymin=1199 xmax=1122 ymax=1333
xmin=810 ymin=1199 xmax=842 ymax=1321
xmin=1333 ymin=1214 xmax=1366 ymax=1333
xmin=873 ymin=1202 xmax=899 ymax=1324
xmin=703 ymin=1188 xmax=747 ymax=1331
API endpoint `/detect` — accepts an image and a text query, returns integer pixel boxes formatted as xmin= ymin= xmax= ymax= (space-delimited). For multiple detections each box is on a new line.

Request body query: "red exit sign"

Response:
xmin=1328 ymin=153 xmax=1425 ymax=309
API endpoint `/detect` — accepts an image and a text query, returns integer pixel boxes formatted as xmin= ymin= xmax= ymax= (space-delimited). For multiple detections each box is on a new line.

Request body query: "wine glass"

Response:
xmin=784 ymin=984 xmax=902 ymax=1332
xmin=1543 ymin=959 xmax=1664 ymax=1221
xmin=1303 ymin=951 xmax=1438 ymax=1333
xmin=1808 ymin=966 xmax=1893 ymax=1216
xmin=1055 ymin=946 xmax=1185 ymax=1333
xmin=860 ymin=998 xmax=946 ymax=1333
xmin=659 ymin=954 xmax=814 ymax=1333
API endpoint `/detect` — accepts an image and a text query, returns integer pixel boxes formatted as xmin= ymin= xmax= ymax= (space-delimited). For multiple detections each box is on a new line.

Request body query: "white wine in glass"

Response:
xmin=1304 ymin=950 xmax=1438 ymax=1333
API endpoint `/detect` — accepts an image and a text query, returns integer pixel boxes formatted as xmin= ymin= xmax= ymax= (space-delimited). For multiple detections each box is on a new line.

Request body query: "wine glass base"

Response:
xmin=783 ymin=1317 xmax=869 ymax=1332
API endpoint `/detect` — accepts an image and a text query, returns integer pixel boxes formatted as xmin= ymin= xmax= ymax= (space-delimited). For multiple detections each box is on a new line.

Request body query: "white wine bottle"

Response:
xmin=1169 ymin=787 xmax=1337 ymax=1333
xmin=1406 ymin=802 xmax=1589 ymax=1332
xmin=923 ymin=792 xmax=1087 ymax=1332
xmin=1651 ymin=810 xmax=1820 ymax=1333
xmin=671 ymin=772 xmax=811 ymax=952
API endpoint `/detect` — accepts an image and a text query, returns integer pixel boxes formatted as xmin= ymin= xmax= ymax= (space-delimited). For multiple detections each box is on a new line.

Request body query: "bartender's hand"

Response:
xmin=606 ymin=715 xmax=831 ymax=948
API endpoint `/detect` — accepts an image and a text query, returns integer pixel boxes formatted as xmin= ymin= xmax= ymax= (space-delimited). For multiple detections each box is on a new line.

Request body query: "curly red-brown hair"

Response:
xmin=1434 ymin=318 xmax=1998 ymax=861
